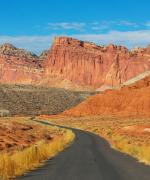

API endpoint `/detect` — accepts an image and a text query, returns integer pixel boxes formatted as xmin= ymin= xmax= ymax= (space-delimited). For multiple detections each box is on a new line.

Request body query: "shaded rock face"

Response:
xmin=0 ymin=44 xmax=43 ymax=85
xmin=44 ymin=37 xmax=150 ymax=89
xmin=0 ymin=37 xmax=150 ymax=90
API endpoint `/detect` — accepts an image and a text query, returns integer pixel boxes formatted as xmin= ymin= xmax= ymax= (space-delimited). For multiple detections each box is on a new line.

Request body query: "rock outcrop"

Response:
xmin=0 ymin=37 xmax=150 ymax=90
xmin=39 ymin=50 xmax=49 ymax=61
xmin=63 ymin=75 xmax=150 ymax=117
xmin=44 ymin=37 xmax=150 ymax=89
xmin=0 ymin=44 xmax=43 ymax=85
xmin=0 ymin=43 xmax=38 ymax=60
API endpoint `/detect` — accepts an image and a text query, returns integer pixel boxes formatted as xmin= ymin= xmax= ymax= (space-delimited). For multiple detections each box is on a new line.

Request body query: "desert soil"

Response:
xmin=0 ymin=117 xmax=65 ymax=152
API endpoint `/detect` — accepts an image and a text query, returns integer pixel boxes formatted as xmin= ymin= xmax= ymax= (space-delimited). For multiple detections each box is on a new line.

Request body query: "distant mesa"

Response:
xmin=0 ymin=43 xmax=38 ymax=59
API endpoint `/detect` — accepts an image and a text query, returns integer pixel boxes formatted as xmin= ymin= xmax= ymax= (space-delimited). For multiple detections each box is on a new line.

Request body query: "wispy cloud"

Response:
xmin=145 ymin=21 xmax=150 ymax=27
xmin=90 ymin=20 xmax=138 ymax=31
xmin=47 ymin=21 xmax=139 ymax=32
xmin=0 ymin=30 xmax=150 ymax=54
xmin=46 ymin=21 xmax=150 ymax=33
xmin=0 ymin=35 xmax=55 ymax=54
xmin=90 ymin=21 xmax=111 ymax=30
xmin=74 ymin=30 xmax=150 ymax=48
xmin=48 ymin=22 xmax=86 ymax=30
xmin=117 ymin=20 xmax=138 ymax=27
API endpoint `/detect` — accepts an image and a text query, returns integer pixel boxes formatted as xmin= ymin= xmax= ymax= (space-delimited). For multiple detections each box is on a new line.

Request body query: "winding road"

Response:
xmin=17 ymin=120 xmax=150 ymax=180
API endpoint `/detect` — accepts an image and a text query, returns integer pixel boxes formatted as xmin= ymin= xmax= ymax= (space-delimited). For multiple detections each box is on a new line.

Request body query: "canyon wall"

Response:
xmin=44 ymin=37 xmax=150 ymax=89
xmin=0 ymin=37 xmax=150 ymax=90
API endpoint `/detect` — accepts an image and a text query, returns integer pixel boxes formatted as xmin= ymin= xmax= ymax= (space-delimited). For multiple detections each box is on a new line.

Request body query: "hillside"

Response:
xmin=122 ymin=71 xmax=150 ymax=86
xmin=63 ymin=75 xmax=150 ymax=117
xmin=0 ymin=84 xmax=92 ymax=116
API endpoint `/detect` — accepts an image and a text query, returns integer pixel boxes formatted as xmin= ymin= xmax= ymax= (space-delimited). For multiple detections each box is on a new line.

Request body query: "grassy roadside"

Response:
xmin=109 ymin=134 xmax=150 ymax=165
xmin=0 ymin=118 xmax=75 ymax=180
xmin=42 ymin=115 xmax=150 ymax=165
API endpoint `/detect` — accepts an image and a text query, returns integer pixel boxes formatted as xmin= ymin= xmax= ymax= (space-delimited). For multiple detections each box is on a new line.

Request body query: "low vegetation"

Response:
xmin=0 ymin=117 xmax=75 ymax=179
xmin=0 ymin=84 xmax=94 ymax=116
xmin=44 ymin=115 xmax=150 ymax=165
xmin=111 ymin=134 xmax=150 ymax=164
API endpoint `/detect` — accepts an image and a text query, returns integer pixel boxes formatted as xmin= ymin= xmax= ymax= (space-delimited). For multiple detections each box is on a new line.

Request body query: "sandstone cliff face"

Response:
xmin=44 ymin=37 xmax=150 ymax=89
xmin=0 ymin=44 xmax=43 ymax=85
xmin=0 ymin=37 xmax=150 ymax=90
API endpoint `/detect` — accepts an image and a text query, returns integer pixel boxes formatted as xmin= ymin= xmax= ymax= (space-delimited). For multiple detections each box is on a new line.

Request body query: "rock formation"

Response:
xmin=39 ymin=50 xmax=49 ymax=61
xmin=0 ymin=37 xmax=150 ymax=90
xmin=44 ymin=37 xmax=150 ymax=89
xmin=0 ymin=44 xmax=43 ymax=85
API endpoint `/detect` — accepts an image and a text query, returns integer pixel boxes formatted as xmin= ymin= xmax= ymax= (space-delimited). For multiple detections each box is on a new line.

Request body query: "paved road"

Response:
xmin=17 ymin=120 xmax=150 ymax=180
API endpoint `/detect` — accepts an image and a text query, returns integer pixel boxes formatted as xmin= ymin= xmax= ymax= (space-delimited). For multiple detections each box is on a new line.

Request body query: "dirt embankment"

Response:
xmin=63 ymin=75 xmax=150 ymax=117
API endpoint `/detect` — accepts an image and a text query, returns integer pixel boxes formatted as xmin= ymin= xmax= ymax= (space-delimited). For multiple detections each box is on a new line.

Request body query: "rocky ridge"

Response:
xmin=0 ymin=44 xmax=43 ymax=85
xmin=0 ymin=37 xmax=150 ymax=90
xmin=0 ymin=43 xmax=38 ymax=60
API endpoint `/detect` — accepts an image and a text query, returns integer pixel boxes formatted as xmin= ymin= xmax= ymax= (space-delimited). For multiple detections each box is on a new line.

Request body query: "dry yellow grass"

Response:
xmin=44 ymin=116 xmax=150 ymax=165
xmin=0 ymin=119 xmax=75 ymax=180
xmin=111 ymin=134 xmax=150 ymax=165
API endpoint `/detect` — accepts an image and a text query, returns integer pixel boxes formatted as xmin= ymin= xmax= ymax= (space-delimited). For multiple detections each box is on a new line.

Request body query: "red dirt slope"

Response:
xmin=63 ymin=76 xmax=150 ymax=117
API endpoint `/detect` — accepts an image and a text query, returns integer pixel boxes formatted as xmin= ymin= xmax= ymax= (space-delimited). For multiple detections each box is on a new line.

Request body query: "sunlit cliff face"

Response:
xmin=0 ymin=37 xmax=150 ymax=90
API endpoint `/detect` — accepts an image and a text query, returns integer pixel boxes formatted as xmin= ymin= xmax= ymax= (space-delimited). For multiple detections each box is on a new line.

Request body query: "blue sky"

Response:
xmin=1 ymin=0 xmax=150 ymax=54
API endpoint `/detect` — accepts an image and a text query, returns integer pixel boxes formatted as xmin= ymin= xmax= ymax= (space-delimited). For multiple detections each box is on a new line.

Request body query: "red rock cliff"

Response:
xmin=0 ymin=44 xmax=43 ymax=85
xmin=44 ymin=37 xmax=150 ymax=89
xmin=0 ymin=37 xmax=150 ymax=90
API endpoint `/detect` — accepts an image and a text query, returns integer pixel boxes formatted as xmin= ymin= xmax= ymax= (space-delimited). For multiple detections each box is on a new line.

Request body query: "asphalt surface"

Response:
xmin=17 ymin=120 xmax=150 ymax=180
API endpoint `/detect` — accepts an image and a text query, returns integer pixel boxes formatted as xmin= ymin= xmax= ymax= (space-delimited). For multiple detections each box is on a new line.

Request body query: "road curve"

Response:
xmin=17 ymin=120 xmax=150 ymax=180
